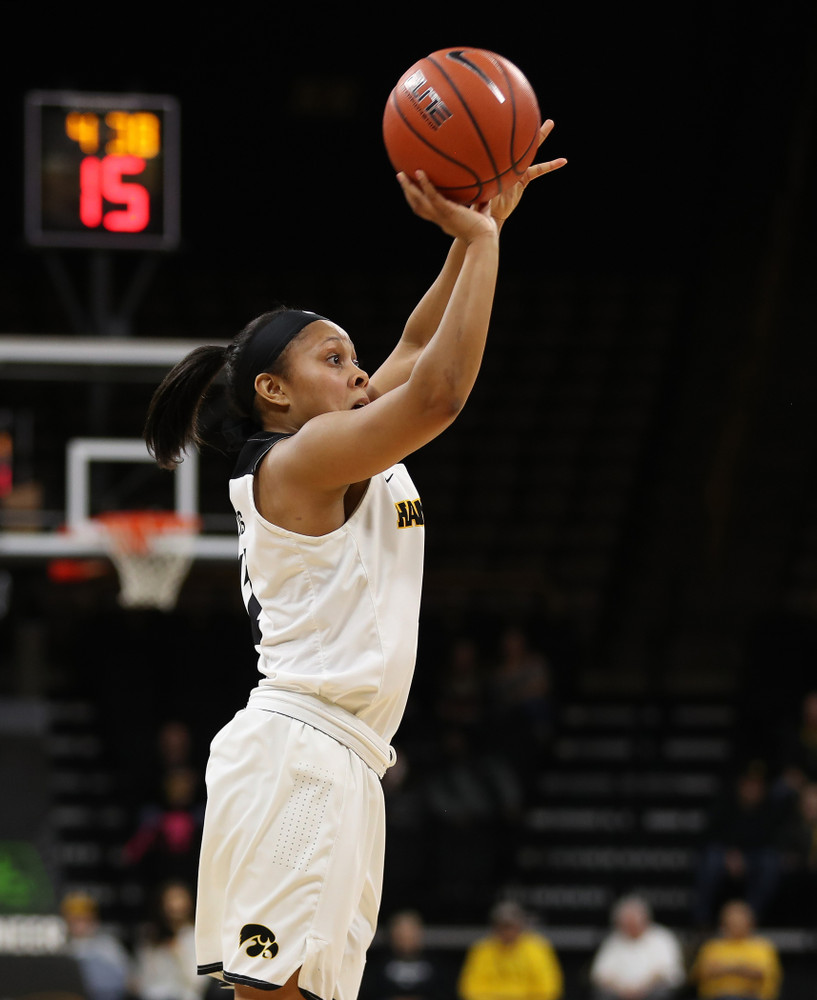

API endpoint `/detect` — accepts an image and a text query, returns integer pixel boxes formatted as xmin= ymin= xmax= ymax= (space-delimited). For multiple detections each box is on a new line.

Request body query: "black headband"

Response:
xmin=234 ymin=309 xmax=328 ymax=414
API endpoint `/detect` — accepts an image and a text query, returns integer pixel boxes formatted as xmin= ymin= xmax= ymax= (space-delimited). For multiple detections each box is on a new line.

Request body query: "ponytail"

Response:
xmin=144 ymin=305 xmax=317 ymax=469
xmin=144 ymin=345 xmax=229 ymax=470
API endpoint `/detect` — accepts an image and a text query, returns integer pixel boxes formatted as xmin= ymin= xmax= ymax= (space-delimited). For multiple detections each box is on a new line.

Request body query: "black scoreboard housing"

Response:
xmin=24 ymin=90 xmax=180 ymax=251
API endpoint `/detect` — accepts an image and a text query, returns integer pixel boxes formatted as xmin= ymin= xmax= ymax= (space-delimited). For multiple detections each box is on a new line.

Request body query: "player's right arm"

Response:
xmin=367 ymin=118 xmax=567 ymax=399
xmin=369 ymin=121 xmax=565 ymax=399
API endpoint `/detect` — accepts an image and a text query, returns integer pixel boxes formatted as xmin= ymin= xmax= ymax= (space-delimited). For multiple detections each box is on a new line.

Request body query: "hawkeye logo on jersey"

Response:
xmin=395 ymin=498 xmax=424 ymax=529
xmin=239 ymin=924 xmax=278 ymax=960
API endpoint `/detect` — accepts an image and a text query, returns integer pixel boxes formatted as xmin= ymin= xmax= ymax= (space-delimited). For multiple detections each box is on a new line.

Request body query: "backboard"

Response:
xmin=0 ymin=335 xmax=237 ymax=563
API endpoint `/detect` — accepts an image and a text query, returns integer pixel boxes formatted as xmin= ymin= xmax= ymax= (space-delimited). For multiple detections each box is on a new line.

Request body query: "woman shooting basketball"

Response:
xmin=144 ymin=121 xmax=565 ymax=1000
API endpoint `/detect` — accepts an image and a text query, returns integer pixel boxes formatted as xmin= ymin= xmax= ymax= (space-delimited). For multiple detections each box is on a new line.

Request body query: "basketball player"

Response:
xmin=143 ymin=122 xmax=565 ymax=1000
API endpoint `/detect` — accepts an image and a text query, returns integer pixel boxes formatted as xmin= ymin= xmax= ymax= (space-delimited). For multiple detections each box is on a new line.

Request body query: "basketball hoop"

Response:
xmin=95 ymin=511 xmax=201 ymax=611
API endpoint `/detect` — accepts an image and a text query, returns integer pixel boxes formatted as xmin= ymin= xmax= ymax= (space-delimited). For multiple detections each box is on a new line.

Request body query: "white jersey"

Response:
xmin=229 ymin=432 xmax=425 ymax=746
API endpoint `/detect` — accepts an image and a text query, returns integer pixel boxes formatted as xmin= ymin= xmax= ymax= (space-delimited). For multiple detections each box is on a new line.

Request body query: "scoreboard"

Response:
xmin=24 ymin=91 xmax=180 ymax=250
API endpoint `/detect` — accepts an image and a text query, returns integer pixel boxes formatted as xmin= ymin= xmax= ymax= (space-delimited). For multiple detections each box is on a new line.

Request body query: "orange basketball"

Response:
xmin=383 ymin=47 xmax=541 ymax=205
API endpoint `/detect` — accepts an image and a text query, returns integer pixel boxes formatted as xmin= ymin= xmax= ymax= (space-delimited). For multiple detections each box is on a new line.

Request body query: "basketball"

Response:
xmin=383 ymin=47 xmax=542 ymax=205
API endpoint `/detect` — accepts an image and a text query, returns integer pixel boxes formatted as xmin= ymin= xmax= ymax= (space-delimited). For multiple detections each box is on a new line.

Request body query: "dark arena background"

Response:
xmin=2 ymin=7 xmax=817 ymax=999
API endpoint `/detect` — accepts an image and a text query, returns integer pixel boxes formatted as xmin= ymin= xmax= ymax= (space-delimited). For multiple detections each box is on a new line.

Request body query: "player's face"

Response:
xmin=282 ymin=321 xmax=370 ymax=424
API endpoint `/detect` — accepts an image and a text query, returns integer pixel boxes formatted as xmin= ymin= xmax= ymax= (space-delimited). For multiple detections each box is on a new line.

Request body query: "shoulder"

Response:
xmin=520 ymin=932 xmax=556 ymax=951
xmin=751 ymin=935 xmax=780 ymax=956
xmin=464 ymin=936 xmax=496 ymax=960
xmin=646 ymin=926 xmax=683 ymax=960
xmin=596 ymin=931 xmax=622 ymax=950
xmin=649 ymin=924 xmax=680 ymax=944
xmin=468 ymin=935 xmax=494 ymax=952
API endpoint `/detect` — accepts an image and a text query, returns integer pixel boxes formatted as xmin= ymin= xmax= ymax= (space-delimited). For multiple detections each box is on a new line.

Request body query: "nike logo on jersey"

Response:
xmin=385 ymin=473 xmax=393 ymax=482
xmin=395 ymin=498 xmax=424 ymax=528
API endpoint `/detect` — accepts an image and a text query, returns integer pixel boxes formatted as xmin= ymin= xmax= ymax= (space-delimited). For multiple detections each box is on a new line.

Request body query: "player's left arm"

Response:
xmin=368 ymin=119 xmax=566 ymax=400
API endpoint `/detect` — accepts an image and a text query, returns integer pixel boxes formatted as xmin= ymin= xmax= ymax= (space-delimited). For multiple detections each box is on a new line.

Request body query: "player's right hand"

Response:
xmin=397 ymin=170 xmax=497 ymax=246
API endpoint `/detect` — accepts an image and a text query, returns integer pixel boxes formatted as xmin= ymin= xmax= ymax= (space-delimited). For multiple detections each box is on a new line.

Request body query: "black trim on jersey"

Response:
xmin=232 ymin=431 xmax=289 ymax=651
xmin=232 ymin=431 xmax=292 ymax=479
xmin=223 ymin=970 xmax=279 ymax=991
xmin=213 ymin=968 xmax=328 ymax=1000
xmin=243 ymin=548 xmax=264 ymax=650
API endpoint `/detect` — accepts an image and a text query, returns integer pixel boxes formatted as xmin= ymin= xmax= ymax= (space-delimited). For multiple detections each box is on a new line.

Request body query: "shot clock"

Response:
xmin=24 ymin=91 xmax=180 ymax=250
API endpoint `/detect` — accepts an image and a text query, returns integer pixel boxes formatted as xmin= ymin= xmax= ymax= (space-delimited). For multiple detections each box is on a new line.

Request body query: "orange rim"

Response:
xmin=95 ymin=511 xmax=201 ymax=554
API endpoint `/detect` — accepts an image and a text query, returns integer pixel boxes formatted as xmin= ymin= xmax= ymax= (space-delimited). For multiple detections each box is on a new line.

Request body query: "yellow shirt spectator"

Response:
xmin=458 ymin=903 xmax=563 ymax=1000
xmin=692 ymin=901 xmax=782 ymax=1000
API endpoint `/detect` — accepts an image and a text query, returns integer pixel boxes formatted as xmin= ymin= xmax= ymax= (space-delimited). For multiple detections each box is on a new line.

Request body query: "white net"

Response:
xmin=96 ymin=512 xmax=201 ymax=611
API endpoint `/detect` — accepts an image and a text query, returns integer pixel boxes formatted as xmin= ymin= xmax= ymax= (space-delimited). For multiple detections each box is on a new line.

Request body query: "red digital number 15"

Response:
xmin=79 ymin=154 xmax=150 ymax=232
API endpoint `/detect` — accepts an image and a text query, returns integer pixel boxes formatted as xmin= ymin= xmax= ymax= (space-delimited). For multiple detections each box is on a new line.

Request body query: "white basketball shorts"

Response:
xmin=195 ymin=707 xmax=386 ymax=1000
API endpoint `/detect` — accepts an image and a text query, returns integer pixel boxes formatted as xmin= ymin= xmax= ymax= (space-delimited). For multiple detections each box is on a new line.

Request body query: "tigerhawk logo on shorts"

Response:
xmin=395 ymin=498 xmax=424 ymax=528
xmin=239 ymin=924 xmax=279 ymax=959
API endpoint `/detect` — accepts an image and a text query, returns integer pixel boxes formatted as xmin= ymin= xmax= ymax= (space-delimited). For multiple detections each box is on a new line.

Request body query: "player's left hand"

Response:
xmin=489 ymin=119 xmax=567 ymax=226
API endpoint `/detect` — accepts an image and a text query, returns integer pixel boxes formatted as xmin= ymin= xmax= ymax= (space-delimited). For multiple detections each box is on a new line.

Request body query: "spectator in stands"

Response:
xmin=381 ymin=748 xmax=432 ymax=910
xmin=425 ymin=727 xmax=524 ymax=913
xmin=425 ymin=726 xmax=523 ymax=828
xmin=773 ymin=690 xmax=817 ymax=802
xmin=132 ymin=879 xmax=208 ymax=1000
xmin=692 ymin=762 xmax=785 ymax=927
xmin=434 ymin=636 xmax=487 ymax=745
xmin=774 ymin=780 xmax=817 ymax=922
xmin=588 ymin=894 xmax=684 ymax=1000
xmin=61 ymin=890 xmax=133 ymax=1000
xmin=487 ymin=625 xmax=555 ymax=773
xmin=361 ymin=910 xmax=450 ymax=1000
xmin=458 ymin=900 xmax=563 ymax=1000
xmin=121 ymin=764 xmax=205 ymax=888
xmin=124 ymin=719 xmax=198 ymax=817
xmin=690 ymin=899 xmax=781 ymax=999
